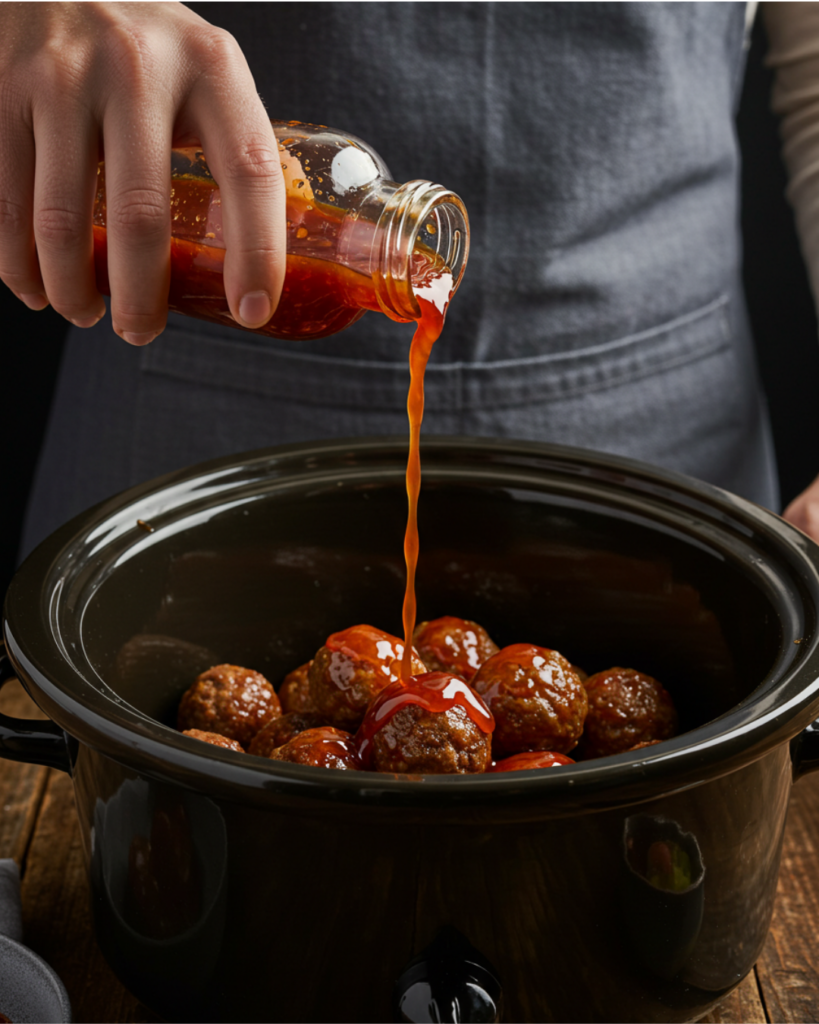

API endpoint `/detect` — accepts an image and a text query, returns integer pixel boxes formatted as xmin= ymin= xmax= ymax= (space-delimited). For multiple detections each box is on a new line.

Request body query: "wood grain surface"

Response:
xmin=0 ymin=675 xmax=817 ymax=1024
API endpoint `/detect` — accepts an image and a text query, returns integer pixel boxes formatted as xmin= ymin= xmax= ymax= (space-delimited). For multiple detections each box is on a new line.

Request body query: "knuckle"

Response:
xmin=806 ymin=506 xmax=819 ymax=538
xmin=190 ymin=26 xmax=243 ymax=71
xmin=102 ymin=24 xmax=158 ymax=86
xmin=108 ymin=188 xmax=167 ymax=238
xmin=0 ymin=197 xmax=27 ymax=237
xmin=34 ymin=205 xmax=85 ymax=250
xmin=38 ymin=41 xmax=94 ymax=97
xmin=223 ymin=135 xmax=281 ymax=184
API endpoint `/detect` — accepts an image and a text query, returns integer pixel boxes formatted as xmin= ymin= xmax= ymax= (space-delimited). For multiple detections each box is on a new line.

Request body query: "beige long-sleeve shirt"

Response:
xmin=764 ymin=1 xmax=819 ymax=302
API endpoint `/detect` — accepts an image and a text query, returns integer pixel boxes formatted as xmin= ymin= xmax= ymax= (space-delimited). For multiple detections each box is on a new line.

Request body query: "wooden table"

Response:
xmin=2 ymin=678 xmax=818 ymax=1024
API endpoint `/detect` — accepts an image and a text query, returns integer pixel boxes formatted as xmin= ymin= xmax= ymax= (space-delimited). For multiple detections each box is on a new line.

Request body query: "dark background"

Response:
xmin=3 ymin=17 xmax=819 ymax=596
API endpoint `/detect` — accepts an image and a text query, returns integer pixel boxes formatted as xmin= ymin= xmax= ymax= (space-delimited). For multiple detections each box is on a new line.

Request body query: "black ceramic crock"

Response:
xmin=4 ymin=437 xmax=819 ymax=1023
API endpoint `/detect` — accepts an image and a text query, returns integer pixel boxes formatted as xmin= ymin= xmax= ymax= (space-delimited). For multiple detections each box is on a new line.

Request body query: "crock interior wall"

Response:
xmin=80 ymin=480 xmax=781 ymax=736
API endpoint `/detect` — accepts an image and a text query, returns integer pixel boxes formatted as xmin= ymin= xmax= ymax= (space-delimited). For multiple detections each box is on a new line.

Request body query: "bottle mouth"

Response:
xmin=371 ymin=181 xmax=470 ymax=322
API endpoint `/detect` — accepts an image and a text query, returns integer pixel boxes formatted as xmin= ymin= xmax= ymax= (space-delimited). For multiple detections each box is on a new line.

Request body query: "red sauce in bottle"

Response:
xmin=92 ymin=180 xmax=385 ymax=341
xmin=356 ymin=671 xmax=494 ymax=769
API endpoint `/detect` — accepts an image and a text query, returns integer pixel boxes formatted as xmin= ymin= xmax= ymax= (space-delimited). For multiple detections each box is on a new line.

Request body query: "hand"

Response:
xmin=0 ymin=1 xmax=285 ymax=343
xmin=783 ymin=473 xmax=819 ymax=542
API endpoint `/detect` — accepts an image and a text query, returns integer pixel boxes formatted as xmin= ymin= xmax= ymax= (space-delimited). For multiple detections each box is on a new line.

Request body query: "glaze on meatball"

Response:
xmin=308 ymin=625 xmax=426 ymax=731
xmin=579 ymin=668 xmax=677 ymax=758
xmin=181 ymin=729 xmax=245 ymax=752
xmin=357 ymin=672 xmax=494 ymax=775
xmin=628 ymin=739 xmax=662 ymax=753
xmin=471 ymin=644 xmax=587 ymax=757
xmin=489 ymin=750 xmax=575 ymax=772
xmin=248 ymin=712 xmax=327 ymax=757
xmin=279 ymin=661 xmax=316 ymax=714
xmin=412 ymin=616 xmax=499 ymax=682
xmin=269 ymin=727 xmax=361 ymax=770
xmin=177 ymin=664 xmax=281 ymax=748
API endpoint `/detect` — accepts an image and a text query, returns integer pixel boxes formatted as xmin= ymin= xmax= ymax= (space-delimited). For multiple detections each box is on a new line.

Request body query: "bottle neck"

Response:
xmin=364 ymin=181 xmax=469 ymax=322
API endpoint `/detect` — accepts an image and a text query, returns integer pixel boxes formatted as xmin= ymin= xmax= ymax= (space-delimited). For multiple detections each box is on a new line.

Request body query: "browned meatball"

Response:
xmin=579 ymin=668 xmax=677 ymax=758
xmin=269 ymin=727 xmax=361 ymax=770
xmin=356 ymin=672 xmax=494 ymax=775
xmin=412 ymin=616 xmax=499 ymax=682
xmin=308 ymin=624 xmax=426 ymax=731
xmin=279 ymin=661 xmax=316 ymax=714
xmin=248 ymin=712 xmax=327 ymax=757
xmin=181 ymin=729 xmax=245 ymax=752
xmin=177 ymin=664 xmax=281 ymax=748
xmin=472 ymin=644 xmax=587 ymax=757
xmin=628 ymin=739 xmax=662 ymax=753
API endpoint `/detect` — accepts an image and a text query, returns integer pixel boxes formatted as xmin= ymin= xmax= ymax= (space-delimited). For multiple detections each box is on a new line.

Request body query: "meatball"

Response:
xmin=489 ymin=751 xmax=575 ymax=772
xmin=309 ymin=624 xmax=426 ymax=731
xmin=471 ymin=644 xmax=587 ymax=757
xmin=177 ymin=664 xmax=281 ymax=748
xmin=579 ymin=668 xmax=677 ymax=758
xmin=182 ymin=729 xmax=245 ymax=753
xmin=269 ymin=727 xmax=361 ymax=770
xmin=412 ymin=616 xmax=499 ymax=681
xmin=248 ymin=712 xmax=327 ymax=757
xmin=628 ymin=739 xmax=662 ymax=753
xmin=279 ymin=661 xmax=316 ymax=714
xmin=357 ymin=672 xmax=494 ymax=775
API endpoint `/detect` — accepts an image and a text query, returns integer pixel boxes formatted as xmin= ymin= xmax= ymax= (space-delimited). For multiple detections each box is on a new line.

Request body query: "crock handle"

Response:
xmin=0 ymin=643 xmax=71 ymax=773
xmin=791 ymin=721 xmax=819 ymax=781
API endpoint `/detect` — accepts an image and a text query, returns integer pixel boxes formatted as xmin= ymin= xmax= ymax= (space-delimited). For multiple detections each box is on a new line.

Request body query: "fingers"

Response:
xmin=782 ymin=473 xmax=819 ymax=542
xmin=30 ymin=99 xmax=106 ymax=327
xmin=186 ymin=32 xmax=286 ymax=329
xmin=0 ymin=4 xmax=286 ymax=340
xmin=0 ymin=84 xmax=46 ymax=308
xmin=102 ymin=93 xmax=171 ymax=344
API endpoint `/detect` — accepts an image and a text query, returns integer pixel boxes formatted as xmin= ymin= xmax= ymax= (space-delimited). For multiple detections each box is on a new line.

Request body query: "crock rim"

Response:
xmin=5 ymin=435 xmax=819 ymax=815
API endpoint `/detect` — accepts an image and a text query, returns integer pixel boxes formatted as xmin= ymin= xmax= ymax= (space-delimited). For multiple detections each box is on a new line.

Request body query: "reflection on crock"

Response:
xmin=621 ymin=814 xmax=705 ymax=980
xmin=91 ymin=779 xmax=228 ymax=988
xmin=393 ymin=926 xmax=502 ymax=1023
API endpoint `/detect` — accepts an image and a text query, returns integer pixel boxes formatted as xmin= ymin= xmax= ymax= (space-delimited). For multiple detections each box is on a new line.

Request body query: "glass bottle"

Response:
xmin=91 ymin=120 xmax=469 ymax=340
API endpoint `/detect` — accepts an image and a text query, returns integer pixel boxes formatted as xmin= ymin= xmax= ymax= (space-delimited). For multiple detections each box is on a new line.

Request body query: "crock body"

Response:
xmin=70 ymin=741 xmax=792 ymax=1023
xmin=5 ymin=438 xmax=819 ymax=1023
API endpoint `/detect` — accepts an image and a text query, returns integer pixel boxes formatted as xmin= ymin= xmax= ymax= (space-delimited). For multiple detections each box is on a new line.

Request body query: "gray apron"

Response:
xmin=21 ymin=1 xmax=778 ymax=557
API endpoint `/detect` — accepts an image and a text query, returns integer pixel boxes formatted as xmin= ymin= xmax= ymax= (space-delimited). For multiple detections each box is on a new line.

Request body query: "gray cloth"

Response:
xmin=21 ymin=1 xmax=779 ymax=557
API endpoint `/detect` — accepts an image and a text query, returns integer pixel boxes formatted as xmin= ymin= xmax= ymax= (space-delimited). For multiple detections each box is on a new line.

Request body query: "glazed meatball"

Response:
xmin=182 ymin=729 xmax=245 ymax=752
xmin=412 ymin=616 xmax=499 ymax=681
xmin=177 ymin=664 xmax=281 ymax=748
xmin=489 ymin=750 xmax=575 ymax=772
xmin=308 ymin=624 xmax=426 ymax=731
xmin=248 ymin=712 xmax=327 ymax=757
xmin=357 ymin=672 xmax=494 ymax=775
xmin=269 ymin=727 xmax=361 ymax=770
xmin=472 ymin=644 xmax=587 ymax=757
xmin=579 ymin=668 xmax=677 ymax=758
xmin=279 ymin=661 xmax=316 ymax=714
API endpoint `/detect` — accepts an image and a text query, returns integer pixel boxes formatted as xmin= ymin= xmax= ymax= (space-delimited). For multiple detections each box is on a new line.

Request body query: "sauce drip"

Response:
xmin=356 ymin=671 xmax=494 ymax=769
xmin=400 ymin=274 xmax=453 ymax=679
